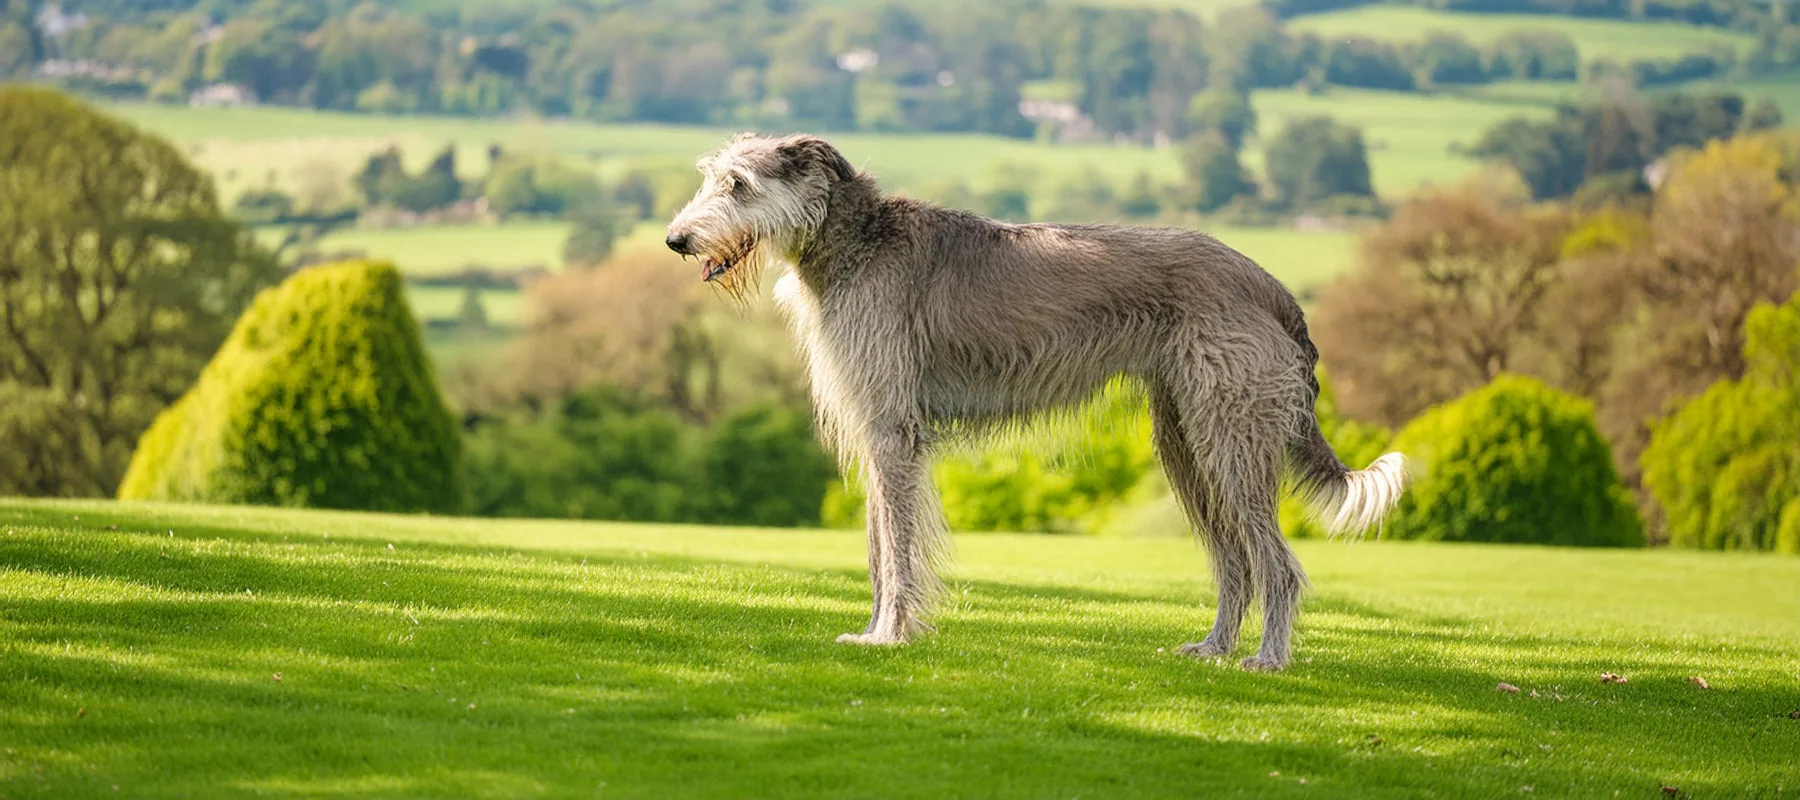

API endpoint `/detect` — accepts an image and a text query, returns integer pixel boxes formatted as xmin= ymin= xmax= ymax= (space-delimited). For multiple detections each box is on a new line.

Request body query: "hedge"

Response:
xmin=119 ymin=260 xmax=461 ymax=512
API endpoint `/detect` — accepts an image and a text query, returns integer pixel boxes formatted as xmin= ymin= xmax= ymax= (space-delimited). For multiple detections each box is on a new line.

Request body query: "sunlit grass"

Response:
xmin=1 ymin=498 xmax=1795 ymax=797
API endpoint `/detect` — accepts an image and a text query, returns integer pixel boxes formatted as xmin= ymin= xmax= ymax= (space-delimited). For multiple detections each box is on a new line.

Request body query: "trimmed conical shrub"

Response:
xmin=1386 ymin=375 xmax=1642 ymax=547
xmin=119 ymin=260 xmax=461 ymax=512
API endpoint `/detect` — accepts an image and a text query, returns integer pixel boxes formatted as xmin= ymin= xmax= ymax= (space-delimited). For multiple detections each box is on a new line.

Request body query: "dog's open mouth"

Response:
xmin=700 ymin=256 xmax=732 ymax=282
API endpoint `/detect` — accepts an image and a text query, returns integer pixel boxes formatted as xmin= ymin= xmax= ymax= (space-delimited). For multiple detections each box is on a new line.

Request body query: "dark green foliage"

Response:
xmin=1471 ymin=109 xmax=1588 ymax=200
xmin=1264 ymin=116 xmax=1374 ymax=208
xmin=693 ymin=405 xmax=837 ymax=528
xmin=1651 ymin=91 xmax=1745 ymax=153
xmin=484 ymin=158 xmax=604 ymax=217
xmin=1187 ymin=88 xmax=1257 ymax=150
xmin=1742 ymin=99 xmax=1784 ymax=133
xmin=1488 ymin=31 xmax=1580 ymax=81
xmin=233 ymin=187 xmax=295 ymax=223
xmin=462 ymin=389 xmax=693 ymax=523
xmin=0 ymin=87 xmax=277 ymax=498
xmin=118 ymin=260 xmax=461 ymax=513
xmin=1321 ymin=40 xmax=1415 ymax=91
xmin=1409 ymin=32 xmax=1487 ymax=87
xmin=355 ymin=145 xmax=460 ymax=212
xmin=1642 ymin=292 xmax=1800 ymax=554
xmin=562 ymin=198 xmax=629 ymax=267
xmin=1387 ymin=375 xmax=1644 ymax=547
xmin=1473 ymin=90 xmax=1754 ymax=200
xmin=462 ymin=390 xmax=836 ymax=527
xmin=1181 ymin=133 xmax=1254 ymax=212
xmin=390 ymin=146 xmax=461 ymax=213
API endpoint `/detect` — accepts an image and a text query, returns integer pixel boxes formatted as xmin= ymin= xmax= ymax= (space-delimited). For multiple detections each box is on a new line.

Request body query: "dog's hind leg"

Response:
xmin=1149 ymin=384 xmax=1251 ymax=659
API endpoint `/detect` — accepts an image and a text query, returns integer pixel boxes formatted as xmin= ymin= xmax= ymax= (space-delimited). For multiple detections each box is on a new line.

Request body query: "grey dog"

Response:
xmin=665 ymin=133 xmax=1406 ymax=670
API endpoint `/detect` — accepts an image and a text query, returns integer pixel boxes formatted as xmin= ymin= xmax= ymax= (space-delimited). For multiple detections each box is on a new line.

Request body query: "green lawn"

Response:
xmin=1 ymin=498 xmax=1795 ymax=797
xmin=1287 ymin=6 xmax=1753 ymax=63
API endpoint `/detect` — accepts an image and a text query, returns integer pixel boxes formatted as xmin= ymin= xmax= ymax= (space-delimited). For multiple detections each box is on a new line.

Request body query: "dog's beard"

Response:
xmin=695 ymin=231 xmax=766 ymax=306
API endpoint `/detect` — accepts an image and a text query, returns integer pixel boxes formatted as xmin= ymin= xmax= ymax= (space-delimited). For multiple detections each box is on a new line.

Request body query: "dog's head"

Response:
xmin=665 ymin=133 xmax=856 ymax=301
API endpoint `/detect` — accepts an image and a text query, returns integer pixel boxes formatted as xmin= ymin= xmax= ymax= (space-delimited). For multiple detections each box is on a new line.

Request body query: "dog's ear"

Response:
xmin=780 ymin=136 xmax=856 ymax=183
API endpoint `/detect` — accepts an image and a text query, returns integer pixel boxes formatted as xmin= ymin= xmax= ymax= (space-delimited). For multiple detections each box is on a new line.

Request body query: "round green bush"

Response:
xmin=119 ymin=260 xmax=461 ymax=512
xmin=1386 ymin=375 xmax=1643 ymax=546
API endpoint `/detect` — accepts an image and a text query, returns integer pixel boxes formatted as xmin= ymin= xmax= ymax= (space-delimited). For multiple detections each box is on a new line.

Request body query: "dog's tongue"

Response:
xmin=703 ymin=260 xmax=729 ymax=282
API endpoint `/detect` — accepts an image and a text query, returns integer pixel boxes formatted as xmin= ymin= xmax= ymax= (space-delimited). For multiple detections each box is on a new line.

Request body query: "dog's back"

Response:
xmin=892 ymin=203 xmax=1309 ymax=425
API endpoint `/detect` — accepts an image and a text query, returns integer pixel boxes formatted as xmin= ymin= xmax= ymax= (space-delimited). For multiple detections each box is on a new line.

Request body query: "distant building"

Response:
xmin=1018 ymin=99 xmax=1101 ymax=143
xmin=189 ymin=84 xmax=259 ymax=108
xmin=836 ymin=48 xmax=879 ymax=74
xmin=36 ymin=3 xmax=89 ymax=38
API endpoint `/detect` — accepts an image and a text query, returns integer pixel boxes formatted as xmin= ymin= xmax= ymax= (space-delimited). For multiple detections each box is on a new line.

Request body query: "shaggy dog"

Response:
xmin=665 ymin=133 xmax=1406 ymax=670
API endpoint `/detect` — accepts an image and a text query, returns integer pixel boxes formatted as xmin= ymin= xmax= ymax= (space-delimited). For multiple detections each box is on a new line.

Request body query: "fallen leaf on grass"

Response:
xmin=76 ymin=707 xmax=85 ymax=719
xmin=1600 ymin=672 xmax=1628 ymax=684
xmin=272 ymin=673 xmax=283 ymax=683
xmin=1661 ymin=786 xmax=1680 ymax=797
xmin=1497 ymin=682 xmax=1521 ymax=694
xmin=1687 ymin=676 xmax=1710 ymax=689
xmin=1788 ymin=709 xmax=1800 ymax=719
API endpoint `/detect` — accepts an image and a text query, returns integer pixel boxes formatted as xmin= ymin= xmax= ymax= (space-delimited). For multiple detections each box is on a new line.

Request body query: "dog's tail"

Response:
xmin=1288 ymin=410 xmax=1408 ymax=538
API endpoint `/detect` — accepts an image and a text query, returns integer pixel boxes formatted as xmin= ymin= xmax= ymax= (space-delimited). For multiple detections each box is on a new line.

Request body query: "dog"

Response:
xmin=665 ymin=133 xmax=1406 ymax=670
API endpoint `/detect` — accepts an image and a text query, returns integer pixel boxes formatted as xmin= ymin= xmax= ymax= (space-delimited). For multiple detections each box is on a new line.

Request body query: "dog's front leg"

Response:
xmin=837 ymin=422 xmax=933 ymax=645
xmin=852 ymin=480 xmax=888 ymax=636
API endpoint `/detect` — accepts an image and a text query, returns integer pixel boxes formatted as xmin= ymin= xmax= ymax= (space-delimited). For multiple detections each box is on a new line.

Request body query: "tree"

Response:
xmin=1188 ymin=87 xmax=1257 ymax=150
xmin=1386 ymin=375 xmax=1643 ymax=547
xmin=1470 ymin=108 xmax=1586 ymax=200
xmin=562 ymin=198 xmax=629 ymax=267
xmin=1642 ymin=291 xmax=1800 ymax=554
xmin=1263 ymin=116 xmax=1373 ymax=208
xmin=1181 ymin=132 xmax=1254 ymax=212
xmin=1409 ymin=32 xmax=1486 ymax=88
xmin=0 ymin=88 xmax=278 ymax=497
xmin=1313 ymin=172 xmax=1571 ymax=427
xmin=1598 ymin=135 xmax=1800 ymax=489
xmin=1742 ymin=98 xmax=1784 ymax=133
xmin=118 ymin=260 xmax=462 ymax=513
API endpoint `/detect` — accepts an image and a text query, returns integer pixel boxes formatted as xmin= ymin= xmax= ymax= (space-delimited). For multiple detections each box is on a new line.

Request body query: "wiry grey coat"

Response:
xmin=666 ymin=133 xmax=1406 ymax=670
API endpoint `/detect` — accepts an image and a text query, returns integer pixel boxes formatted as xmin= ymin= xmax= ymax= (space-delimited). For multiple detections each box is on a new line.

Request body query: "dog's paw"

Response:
xmin=1177 ymin=639 xmax=1233 ymax=659
xmin=835 ymin=631 xmax=909 ymax=646
xmin=1239 ymin=655 xmax=1288 ymax=672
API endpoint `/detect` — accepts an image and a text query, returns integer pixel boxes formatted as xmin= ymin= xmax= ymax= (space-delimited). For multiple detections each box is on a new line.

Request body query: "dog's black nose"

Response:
xmin=665 ymin=232 xmax=691 ymax=254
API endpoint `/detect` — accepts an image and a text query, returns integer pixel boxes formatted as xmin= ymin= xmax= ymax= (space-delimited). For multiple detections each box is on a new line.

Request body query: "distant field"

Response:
xmin=313 ymin=220 xmax=572 ymax=275
xmin=407 ymin=285 xmax=527 ymax=327
xmin=106 ymin=93 xmax=1545 ymax=211
xmin=1288 ymin=6 xmax=1753 ymax=63
xmin=1247 ymin=87 xmax=1551 ymax=196
xmin=102 ymin=102 xmax=1180 ymax=201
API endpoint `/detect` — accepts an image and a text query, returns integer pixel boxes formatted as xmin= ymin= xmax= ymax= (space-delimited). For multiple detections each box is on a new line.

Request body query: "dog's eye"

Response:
xmin=726 ymin=174 xmax=748 ymax=194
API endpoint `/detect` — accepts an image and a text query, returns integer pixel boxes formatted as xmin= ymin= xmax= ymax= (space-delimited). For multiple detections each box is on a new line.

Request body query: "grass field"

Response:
xmin=1248 ymin=87 xmax=1552 ymax=196
xmin=0 ymin=498 xmax=1795 ymax=796
xmin=101 ymin=102 xmax=1178 ymax=200
xmin=1287 ymin=6 xmax=1753 ymax=63
xmin=102 ymin=93 xmax=1536 ymax=205
xmin=316 ymin=221 xmax=574 ymax=276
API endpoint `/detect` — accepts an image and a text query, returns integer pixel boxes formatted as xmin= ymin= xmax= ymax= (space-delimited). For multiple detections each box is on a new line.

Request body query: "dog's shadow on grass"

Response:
xmin=3 ymin=516 xmax=1796 ymax=798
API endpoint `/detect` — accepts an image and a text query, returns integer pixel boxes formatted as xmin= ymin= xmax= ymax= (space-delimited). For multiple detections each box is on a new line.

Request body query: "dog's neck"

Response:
xmin=791 ymin=174 xmax=887 ymax=296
